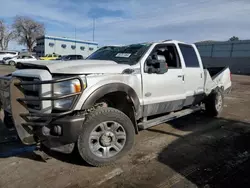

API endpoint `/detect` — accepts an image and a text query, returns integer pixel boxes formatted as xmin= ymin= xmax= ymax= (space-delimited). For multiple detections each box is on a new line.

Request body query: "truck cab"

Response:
xmin=0 ymin=40 xmax=231 ymax=166
xmin=140 ymin=41 xmax=205 ymax=116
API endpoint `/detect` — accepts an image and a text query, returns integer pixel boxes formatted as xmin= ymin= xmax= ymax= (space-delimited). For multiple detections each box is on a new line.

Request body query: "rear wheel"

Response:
xmin=77 ymin=107 xmax=135 ymax=167
xmin=205 ymin=89 xmax=224 ymax=116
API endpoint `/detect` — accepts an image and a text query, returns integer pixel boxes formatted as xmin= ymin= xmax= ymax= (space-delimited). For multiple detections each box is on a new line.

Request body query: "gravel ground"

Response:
xmin=0 ymin=65 xmax=250 ymax=188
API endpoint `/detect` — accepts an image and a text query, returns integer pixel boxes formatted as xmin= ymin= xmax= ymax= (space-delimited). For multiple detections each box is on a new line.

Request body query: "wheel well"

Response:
xmin=96 ymin=91 xmax=139 ymax=134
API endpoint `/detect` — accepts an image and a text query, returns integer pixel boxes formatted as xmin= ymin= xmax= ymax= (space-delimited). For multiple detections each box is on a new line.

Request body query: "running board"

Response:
xmin=138 ymin=106 xmax=202 ymax=130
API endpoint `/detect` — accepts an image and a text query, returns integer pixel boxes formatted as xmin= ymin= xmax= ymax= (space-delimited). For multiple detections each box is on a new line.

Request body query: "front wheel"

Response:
xmin=77 ymin=107 xmax=135 ymax=167
xmin=9 ymin=61 xmax=16 ymax=66
xmin=205 ymin=90 xmax=224 ymax=116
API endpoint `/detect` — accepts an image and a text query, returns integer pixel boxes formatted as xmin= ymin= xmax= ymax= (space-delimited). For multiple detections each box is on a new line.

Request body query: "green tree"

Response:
xmin=229 ymin=36 xmax=239 ymax=41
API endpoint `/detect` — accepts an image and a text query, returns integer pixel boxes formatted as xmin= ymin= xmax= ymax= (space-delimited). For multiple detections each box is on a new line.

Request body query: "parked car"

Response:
xmin=2 ymin=56 xmax=17 ymax=62
xmin=0 ymin=51 xmax=19 ymax=62
xmin=40 ymin=53 xmax=61 ymax=60
xmin=56 ymin=54 xmax=84 ymax=61
xmin=0 ymin=40 xmax=231 ymax=167
xmin=4 ymin=55 xmax=37 ymax=66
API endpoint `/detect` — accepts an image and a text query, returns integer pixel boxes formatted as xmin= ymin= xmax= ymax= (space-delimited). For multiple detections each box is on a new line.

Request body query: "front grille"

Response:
xmin=17 ymin=76 xmax=42 ymax=111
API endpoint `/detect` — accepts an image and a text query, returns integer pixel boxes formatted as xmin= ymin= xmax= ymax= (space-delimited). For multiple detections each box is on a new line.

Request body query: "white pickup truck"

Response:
xmin=0 ymin=40 xmax=231 ymax=166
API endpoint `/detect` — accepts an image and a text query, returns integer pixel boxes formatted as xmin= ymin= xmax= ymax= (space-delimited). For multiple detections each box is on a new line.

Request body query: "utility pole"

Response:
xmin=75 ymin=27 xmax=76 ymax=55
xmin=93 ymin=18 xmax=95 ymax=41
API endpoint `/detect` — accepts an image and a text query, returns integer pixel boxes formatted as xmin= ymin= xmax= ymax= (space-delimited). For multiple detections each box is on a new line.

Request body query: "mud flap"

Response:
xmin=10 ymin=78 xmax=36 ymax=145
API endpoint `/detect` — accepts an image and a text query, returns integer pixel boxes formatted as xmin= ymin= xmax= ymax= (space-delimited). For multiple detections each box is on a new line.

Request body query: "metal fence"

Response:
xmin=202 ymin=57 xmax=250 ymax=75
xmin=196 ymin=40 xmax=250 ymax=58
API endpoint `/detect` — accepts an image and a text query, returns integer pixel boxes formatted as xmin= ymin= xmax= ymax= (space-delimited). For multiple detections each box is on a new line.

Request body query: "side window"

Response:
xmin=9 ymin=52 xmax=17 ymax=55
xmin=179 ymin=44 xmax=200 ymax=67
xmin=77 ymin=55 xmax=83 ymax=59
xmin=49 ymin=43 xmax=54 ymax=47
xmin=61 ymin=44 xmax=67 ymax=49
xmin=148 ymin=44 xmax=181 ymax=69
xmin=69 ymin=55 xmax=75 ymax=60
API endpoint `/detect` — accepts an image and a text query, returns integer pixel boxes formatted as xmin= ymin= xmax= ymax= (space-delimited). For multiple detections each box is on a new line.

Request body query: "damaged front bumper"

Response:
xmin=0 ymin=75 xmax=85 ymax=148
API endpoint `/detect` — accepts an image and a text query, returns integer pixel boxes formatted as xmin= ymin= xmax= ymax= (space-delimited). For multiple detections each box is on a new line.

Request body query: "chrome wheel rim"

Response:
xmin=89 ymin=121 xmax=126 ymax=158
xmin=215 ymin=93 xmax=223 ymax=112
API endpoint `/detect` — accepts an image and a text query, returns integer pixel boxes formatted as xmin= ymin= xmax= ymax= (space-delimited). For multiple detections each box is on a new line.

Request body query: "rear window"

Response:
xmin=179 ymin=44 xmax=200 ymax=67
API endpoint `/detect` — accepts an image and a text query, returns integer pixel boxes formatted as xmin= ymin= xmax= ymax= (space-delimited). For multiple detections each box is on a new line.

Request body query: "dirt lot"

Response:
xmin=1 ymin=65 xmax=250 ymax=188
xmin=0 ymin=64 xmax=15 ymax=75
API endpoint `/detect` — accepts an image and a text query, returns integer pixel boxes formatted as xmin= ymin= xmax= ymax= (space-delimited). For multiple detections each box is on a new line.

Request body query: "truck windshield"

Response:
xmin=86 ymin=43 xmax=151 ymax=65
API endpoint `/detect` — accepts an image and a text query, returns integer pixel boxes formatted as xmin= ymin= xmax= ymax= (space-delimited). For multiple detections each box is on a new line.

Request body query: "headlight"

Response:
xmin=53 ymin=78 xmax=85 ymax=110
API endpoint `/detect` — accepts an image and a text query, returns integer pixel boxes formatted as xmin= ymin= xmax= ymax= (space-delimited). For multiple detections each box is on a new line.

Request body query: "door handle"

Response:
xmin=178 ymin=75 xmax=185 ymax=81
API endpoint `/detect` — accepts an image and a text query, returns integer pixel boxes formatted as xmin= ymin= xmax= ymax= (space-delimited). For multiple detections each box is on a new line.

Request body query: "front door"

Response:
xmin=141 ymin=43 xmax=186 ymax=116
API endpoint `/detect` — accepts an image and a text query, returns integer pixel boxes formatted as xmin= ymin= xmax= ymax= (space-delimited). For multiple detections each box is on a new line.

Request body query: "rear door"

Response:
xmin=178 ymin=44 xmax=204 ymax=106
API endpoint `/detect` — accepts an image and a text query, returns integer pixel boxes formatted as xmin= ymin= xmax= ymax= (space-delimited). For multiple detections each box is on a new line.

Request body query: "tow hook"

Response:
xmin=33 ymin=143 xmax=52 ymax=162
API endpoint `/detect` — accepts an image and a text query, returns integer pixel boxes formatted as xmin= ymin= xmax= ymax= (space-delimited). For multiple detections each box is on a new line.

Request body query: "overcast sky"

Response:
xmin=1 ymin=0 xmax=250 ymax=50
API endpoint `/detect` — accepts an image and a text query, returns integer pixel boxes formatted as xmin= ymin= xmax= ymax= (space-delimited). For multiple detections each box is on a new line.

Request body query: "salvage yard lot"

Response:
xmin=0 ymin=64 xmax=15 ymax=75
xmin=1 ymin=65 xmax=250 ymax=188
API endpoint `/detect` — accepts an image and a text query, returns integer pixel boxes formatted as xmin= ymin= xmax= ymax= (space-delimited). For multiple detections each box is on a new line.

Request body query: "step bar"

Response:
xmin=138 ymin=106 xmax=202 ymax=130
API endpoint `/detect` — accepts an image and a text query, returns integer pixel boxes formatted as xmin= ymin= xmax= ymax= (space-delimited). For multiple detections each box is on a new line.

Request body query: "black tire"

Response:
xmin=205 ymin=89 xmax=224 ymax=116
xmin=77 ymin=107 xmax=135 ymax=167
xmin=9 ymin=61 xmax=15 ymax=66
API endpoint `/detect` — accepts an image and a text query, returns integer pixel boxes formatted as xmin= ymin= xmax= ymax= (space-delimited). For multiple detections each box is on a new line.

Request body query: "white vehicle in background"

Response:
xmin=0 ymin=51 xmax=19 ymax=62
xmin=4 ymin=55 xmax=37 ymax=66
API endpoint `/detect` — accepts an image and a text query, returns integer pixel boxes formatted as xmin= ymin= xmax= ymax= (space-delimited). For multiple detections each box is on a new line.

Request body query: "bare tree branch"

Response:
xmin=12 ymin=16 xmax=45 ymax=52
xmin=0 ymin=20 xmax=15 ymax=50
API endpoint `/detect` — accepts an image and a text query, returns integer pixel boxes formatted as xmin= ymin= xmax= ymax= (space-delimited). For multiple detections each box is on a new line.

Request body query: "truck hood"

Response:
xmin=17 ymin=60 xmax=131 ymax=74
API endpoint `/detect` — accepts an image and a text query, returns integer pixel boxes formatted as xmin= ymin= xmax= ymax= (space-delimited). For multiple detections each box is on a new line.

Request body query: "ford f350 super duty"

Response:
xmin=0 ymin=40 xmax=231 ymax=166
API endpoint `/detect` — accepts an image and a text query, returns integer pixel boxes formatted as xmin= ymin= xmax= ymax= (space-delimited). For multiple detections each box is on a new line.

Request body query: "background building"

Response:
xmin=36 ymin=35 xmax=98 ymax=58
xmin=195 ymin=40 xmax=250 ymax=57
xmin=195 ymin=40 xmax=250 ymax=75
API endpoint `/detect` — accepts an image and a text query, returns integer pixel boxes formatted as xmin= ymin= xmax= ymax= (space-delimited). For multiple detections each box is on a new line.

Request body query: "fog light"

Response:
xmin=51 ymin=125 xmax=62 ymax=136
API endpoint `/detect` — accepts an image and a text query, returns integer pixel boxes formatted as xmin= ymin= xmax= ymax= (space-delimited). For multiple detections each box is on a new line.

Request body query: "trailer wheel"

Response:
xmin=205 ymin=89 xmax=224 ymax=116
xmin=77 ymin=107 xmax=135 ymax=167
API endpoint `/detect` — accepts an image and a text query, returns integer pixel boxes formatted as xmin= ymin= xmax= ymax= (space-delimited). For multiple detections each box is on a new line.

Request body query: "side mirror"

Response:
xmin=146 ymin=53 xmax=158 ymax=66
xmin=146 ymin=57 xmax=153 ymax=66
xmin=146 ymin=54 xmax=168 ymax=74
